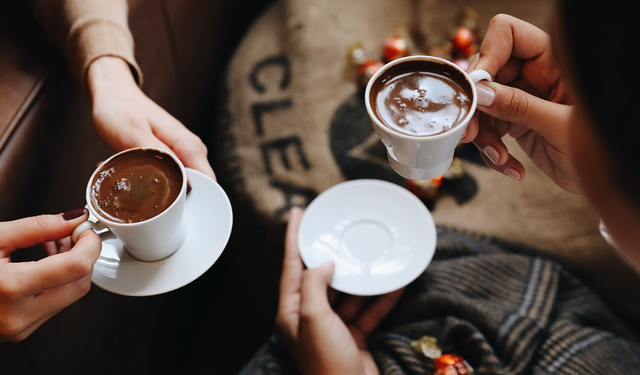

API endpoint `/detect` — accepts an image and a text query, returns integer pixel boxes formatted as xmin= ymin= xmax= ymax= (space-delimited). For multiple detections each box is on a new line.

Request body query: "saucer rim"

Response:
xmin=298 ymin=179 xmax=436 ymax=296
xmin=90 ymin=168 xmax=233 ymax=297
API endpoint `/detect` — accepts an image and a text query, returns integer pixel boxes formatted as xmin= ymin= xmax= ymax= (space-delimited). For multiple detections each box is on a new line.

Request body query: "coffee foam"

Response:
xmin=90 ymin=149 xmax=182 ymax=223
xmin=371 ymin=61 xmax=472 ymax=136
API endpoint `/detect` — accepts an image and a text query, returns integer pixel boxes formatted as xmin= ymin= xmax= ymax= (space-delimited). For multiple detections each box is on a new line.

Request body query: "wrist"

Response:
xmin=87 ymin=56 xmax=137 ymax=101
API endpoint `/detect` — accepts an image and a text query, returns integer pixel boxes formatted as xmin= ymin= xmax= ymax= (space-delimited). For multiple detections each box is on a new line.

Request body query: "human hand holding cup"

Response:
xmin=365 ymin=55 xmax=491 ymax=180
xmin=71 ymin=147 xmax=187 ymax=262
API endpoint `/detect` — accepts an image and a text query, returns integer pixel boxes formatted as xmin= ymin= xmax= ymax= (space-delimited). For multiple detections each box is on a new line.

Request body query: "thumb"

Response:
xmin=0 ymin=209 xmax=89 ymax=257
xmin=475 ymin=81 xmax=571 ymax=141
xmin=299 ymin=260 xmax=336 ymax=320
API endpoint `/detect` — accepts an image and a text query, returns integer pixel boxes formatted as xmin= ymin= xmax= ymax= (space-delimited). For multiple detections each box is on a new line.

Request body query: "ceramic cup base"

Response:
xmin=387 ymin=153 xmax=454 ymax=180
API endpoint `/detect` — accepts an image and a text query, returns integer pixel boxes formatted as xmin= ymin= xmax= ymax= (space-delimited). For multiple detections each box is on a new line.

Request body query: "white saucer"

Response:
xmin=91 ymin=168 xmax=233 ymax=297
xmin=298 ymin=179 xmax=436 ymax=296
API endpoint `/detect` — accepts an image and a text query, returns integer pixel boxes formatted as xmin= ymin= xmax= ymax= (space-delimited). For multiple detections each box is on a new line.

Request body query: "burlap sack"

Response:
xmin=215 ymin=0 xmax=640 ymax=323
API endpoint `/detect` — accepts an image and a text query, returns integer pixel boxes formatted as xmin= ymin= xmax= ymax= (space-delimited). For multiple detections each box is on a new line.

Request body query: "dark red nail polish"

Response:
xmin=187 ymin=182 xmax=192 ymax=195
xmin=63 ymin=208 xmax=87 ymax=221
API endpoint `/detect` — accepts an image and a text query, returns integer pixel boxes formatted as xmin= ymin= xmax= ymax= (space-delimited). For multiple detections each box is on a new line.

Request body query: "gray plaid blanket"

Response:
xmin=239 ymin=228 xmax=640 ymax=374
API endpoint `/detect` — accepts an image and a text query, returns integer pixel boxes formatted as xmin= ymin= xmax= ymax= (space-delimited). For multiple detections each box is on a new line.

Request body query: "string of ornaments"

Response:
xmin=348 ymin=8 xmax=482 ymax=204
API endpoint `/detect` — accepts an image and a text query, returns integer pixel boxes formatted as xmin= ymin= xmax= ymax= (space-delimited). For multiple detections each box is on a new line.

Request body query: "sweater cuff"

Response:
xmin=68 ymin=20 xmax=144 ymax=90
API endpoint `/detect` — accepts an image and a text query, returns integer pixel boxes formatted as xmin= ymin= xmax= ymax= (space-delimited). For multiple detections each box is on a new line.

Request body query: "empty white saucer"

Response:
xmin=298 ymin=179 xmax=436 ymax=296
xmin=91 ymin=168 xmax=233 ymax=297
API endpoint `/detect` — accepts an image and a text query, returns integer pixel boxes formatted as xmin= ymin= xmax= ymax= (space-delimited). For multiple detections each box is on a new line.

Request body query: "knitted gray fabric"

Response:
xmin=239 ymin=228 xmax=640 ymax=374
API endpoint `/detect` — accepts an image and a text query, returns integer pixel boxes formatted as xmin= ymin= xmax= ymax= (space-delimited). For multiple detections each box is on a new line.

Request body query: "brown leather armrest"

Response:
xmin=0 ymin=32 xmax=49 ymax=151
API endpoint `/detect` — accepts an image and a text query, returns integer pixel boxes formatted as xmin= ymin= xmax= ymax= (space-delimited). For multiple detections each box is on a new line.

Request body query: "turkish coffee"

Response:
xmin=90 ymin=149 xmax=183 ymax=223
xmin=370 ymin=61 xmax=472 ymax=136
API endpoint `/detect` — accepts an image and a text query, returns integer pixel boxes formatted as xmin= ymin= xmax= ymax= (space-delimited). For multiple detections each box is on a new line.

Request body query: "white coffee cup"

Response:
xmin=365 ymin=55 xmax=491 ymax=180
xmin=71 ymin=147 xmax=187 ymax=262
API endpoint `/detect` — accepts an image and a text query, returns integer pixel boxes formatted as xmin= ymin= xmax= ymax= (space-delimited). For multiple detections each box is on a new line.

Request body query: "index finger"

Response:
xmin=149 ymin=111 xmax=216 ymax=181
xmin=352 ymin=288 xmax=405 ymax=337
xmin=280 ymin=207 xmax=305 ymax=299
xmin=474 ymin=14 xmax=551 ymax=78
xmin=0 ymin=212 xmax=89 ymax=257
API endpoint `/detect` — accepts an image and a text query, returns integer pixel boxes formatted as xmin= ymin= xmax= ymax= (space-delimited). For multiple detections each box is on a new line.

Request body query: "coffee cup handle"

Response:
xmin=469 ymin=69 xmax=492 ymax=84
xmin=71 ymin=220 xmax=117 ymax=243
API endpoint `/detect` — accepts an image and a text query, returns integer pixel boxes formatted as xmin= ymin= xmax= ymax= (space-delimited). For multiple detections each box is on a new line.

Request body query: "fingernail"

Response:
xmin=63 ymin=208 xmax=87 ymax=221
xmin=476 ymin=83 xmax=495 ymax=106
xmin=320 ymin=260 xmax=334 ymax=269
xmin=483 ymin=146 xmax=499 ymax=164
xmin=503 ymin=167 xmax=521 ymax=181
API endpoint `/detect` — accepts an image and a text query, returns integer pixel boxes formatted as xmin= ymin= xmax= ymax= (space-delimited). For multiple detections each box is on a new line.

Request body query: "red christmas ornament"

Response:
xmin=406 ymin=176 xmax=443 ymax=200
xmin=434 ymin=354 xmax=473 ymax=375
xmin=450 ymin=26 xmax=477 ymax=58
xmin=383 ymin=34 xmax=410 ymax=62
xmin=356 ymin=58 xmax=384 ymax=87
xmin=411 ymin=336 xmax=475 ymax=375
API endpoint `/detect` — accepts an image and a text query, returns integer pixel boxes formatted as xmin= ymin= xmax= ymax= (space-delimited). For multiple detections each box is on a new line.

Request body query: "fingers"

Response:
xmin=43 ymin=237 xmax=73 ymax=256
xmin=0 ymin=312 xmax=56 ymax=343
xmin=93 ymin=107 xmax=171 ymax=155
xmin=472 ymin=114 xmax=508 ymax=166
xmin=1 ymin=272 xmax=92 ymax=342
xmin=493 ymin=57 xmax=523 ymax=84
xmin=57 ymin=237 xmax=73 ymax=253
xmin=479 ymin=151 xmax=525 ymax=181
xmin=19 ymin=229 xmax=101 ymax=295
xmin=352 ymin=288 xmax=404 ymax=337
xmin=299 ymin=261 xmax=335 ymax=322
xmin=32 ymin=272 xmax=93 ymax=319
xmin=174 ymin=144 xmax=216 ymax=182
xmin=475 ymin=81 xmax=572 ymax=141
xmin=473 ymin=14 xmax=551 ymax=78
xmin=0 ymin=229 xmax=98 ymax=342
xmin=42 ymin=241 xmax=58 ymax=256
xmin=0 ymin=211 xmax=89 ymax=257
xmin=280 ymin=207 xmax=304 ymax=298
xmin=335 ymin=295 xmax=367 ymax=323
xmin=461 ymin=111 xmax=479 ymax=143
xmin=276 ymin=207 xmax=305 ymax=339
xmin=90 ymin=55 xmax=215 ymax=180
xmin=126 ymin=124 xmax=174 ymax=154
xmin=148 ymin=111 xmax=216 ymax=181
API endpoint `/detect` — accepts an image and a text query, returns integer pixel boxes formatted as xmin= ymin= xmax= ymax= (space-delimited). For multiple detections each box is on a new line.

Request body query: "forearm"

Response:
xmin=31 ymin=0 xmax=142 ymax=90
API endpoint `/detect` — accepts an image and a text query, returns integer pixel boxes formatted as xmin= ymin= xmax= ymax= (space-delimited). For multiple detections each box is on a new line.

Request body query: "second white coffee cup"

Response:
xmin=365 ymin=55 xmax=491 ymax=180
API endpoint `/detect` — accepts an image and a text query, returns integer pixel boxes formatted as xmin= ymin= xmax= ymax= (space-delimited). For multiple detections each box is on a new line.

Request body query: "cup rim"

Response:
xmin=364 ymin=55 xmax=479 ymax=141
xmin=85 ymin=147 xmax=188 ymax=227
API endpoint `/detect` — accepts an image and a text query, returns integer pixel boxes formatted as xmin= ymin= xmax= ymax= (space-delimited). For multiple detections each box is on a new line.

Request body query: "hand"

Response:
xmin=0 ymin=210 xmax=101 ymax=342
xmin=87 ymin=56 xmax=216 ymax=180
xmin=276 ymin=207 xmax=404 ymax=375
xmin=461 ymin=14 xmax=580 ymax=193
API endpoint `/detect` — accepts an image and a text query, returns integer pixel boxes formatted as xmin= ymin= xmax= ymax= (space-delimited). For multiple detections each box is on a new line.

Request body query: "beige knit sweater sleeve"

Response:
xmin=31 ymin=0 xmax=143 ymax=89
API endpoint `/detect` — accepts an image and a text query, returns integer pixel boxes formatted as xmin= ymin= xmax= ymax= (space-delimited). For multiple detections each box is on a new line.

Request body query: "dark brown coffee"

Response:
xmin=90 ymin=149 xmax=183 ymax=223
xmin=370 ymin=61 xmax=472 ymax=136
